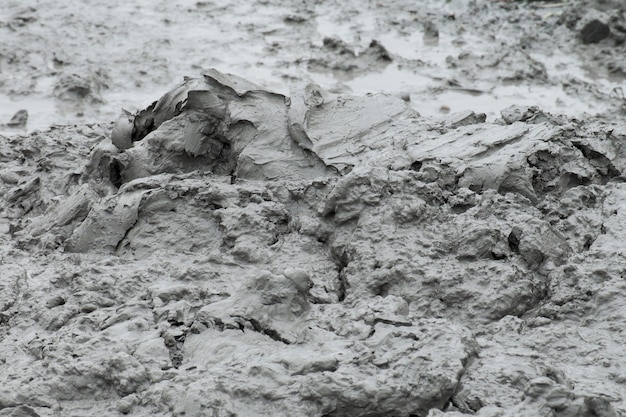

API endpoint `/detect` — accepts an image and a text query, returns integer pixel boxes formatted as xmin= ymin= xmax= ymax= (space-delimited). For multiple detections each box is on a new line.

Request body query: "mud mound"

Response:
xmin=3 ymin=0 xmax=626 ymax=416
xmin=1 ymin=69 xmax=625 ymax=417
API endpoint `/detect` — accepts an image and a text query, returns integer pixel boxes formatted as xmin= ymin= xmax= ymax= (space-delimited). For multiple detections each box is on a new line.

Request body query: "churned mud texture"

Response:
xmin=1 ymin=1 xmax=626 ymax=417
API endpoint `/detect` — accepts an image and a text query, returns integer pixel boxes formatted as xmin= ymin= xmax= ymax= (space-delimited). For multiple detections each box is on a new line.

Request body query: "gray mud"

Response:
xmin=1 ymin=1 xmax=626 ymax=417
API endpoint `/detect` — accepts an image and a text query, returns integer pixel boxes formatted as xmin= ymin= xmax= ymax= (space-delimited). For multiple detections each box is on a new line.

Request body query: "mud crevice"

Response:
xmin=247 ymin=317 xmax=292 ymax=345
xmin=336 ymin=270 xmax=348 ymax=302
xmin=371 ymin=317 xmax=413 ymax=328
xmin=114 ymin=218 xmax=138 ymax=253
xmin=571 ymin=141 xmax=621 ymax=181
xmin=109 ymin=159 xmax=123 ymax=188
xmin=332 ymin=251 xmax=350 ymax=302
xmin=507 ymin=228 xmax=521 ymax=254
xmin=161 ymin=330 xmax=185 ymax=369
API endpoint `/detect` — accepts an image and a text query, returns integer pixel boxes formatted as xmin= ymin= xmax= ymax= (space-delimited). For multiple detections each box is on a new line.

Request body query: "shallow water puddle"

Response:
xmin=411 ymin=83 xmax=607 ymax=120
xmin=336 ymin=65 xmax=606 ymax=121
xmin=315 ymin=13 xmax=378 ymax=45
xmin=345 ymin=65 xmax=432 ymax=94
xmin=0 ymin=94 xmax=63 ymax=136
xmin=0 ymin=88 xmax=157 ymax=137
xmin=377 ymin=29 xmax=491 ymax=65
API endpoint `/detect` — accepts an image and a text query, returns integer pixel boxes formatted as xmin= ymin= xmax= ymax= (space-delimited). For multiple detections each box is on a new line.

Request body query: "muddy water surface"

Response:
xmin=2 ymin=0 xmax=625 ymax=136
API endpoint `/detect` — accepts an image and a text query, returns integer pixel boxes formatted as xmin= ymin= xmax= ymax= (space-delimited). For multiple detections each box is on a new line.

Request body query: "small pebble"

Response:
xmin=284 ymin=267 xmax=312 ymax=292
xmin=45 ymin=295 xmax=66 ymax=309
xmin=6 ymin=109 xmax=28 ymax=128
xmin=580 ymin=19 xmax=610 ymax=44
xmin=116 ymin=394 xmax=138 ymax=414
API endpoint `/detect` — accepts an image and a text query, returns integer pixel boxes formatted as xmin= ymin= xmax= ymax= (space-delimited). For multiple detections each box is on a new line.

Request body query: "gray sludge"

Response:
xmin=1 ymin=69 xmax=625 ymax=417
